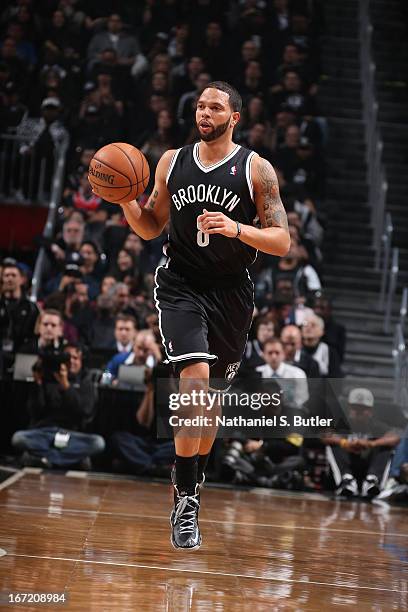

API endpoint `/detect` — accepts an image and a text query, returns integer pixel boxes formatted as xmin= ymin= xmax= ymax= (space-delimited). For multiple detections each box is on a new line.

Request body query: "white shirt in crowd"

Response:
xmin=255 ymin=362 xmax=309 ymax=410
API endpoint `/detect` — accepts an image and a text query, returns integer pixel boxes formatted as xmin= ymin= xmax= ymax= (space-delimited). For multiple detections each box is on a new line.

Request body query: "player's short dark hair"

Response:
xmin=205 ymin=81 xmax=242 ymax=112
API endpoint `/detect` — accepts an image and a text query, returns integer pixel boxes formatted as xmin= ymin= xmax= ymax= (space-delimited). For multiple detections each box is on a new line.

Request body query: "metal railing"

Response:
xmin=30 ymin=132 xmax=69 ymax=302
xmin=392 ymin=323 xmax=408 ymax=414
xmin=359 ymin=0 xmax=388 ymax=267
xmin=399 ymin=287 xmax=408 ymax=331
xmin=378 ymin=212 xmax=393 ymax=310
xmin=384 ymin=248 xmax=399 ymax=334
xmin=0 ymin=134 xmax=48 ymax=204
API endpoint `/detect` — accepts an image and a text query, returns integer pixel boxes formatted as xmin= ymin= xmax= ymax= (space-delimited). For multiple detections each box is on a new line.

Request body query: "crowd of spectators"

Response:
xmin=0 ymin=0 xmax=405 ymax=501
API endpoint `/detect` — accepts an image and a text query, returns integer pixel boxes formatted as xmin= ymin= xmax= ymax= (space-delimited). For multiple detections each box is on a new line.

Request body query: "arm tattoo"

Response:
xmin=257 ymin=159 xmax=289 ymax=231
xmin=147 ymin=189 xmax=159 ymax=210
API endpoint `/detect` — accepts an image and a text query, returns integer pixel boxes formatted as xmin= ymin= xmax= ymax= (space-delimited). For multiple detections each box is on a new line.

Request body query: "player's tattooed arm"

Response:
xmin=256 ymin=157 xmax=289 ymax=231
xmin=146 ymin=189 xmax=159 ymax=210
xmin=119 ymin=150 xmax=173 ymax=240
xmin=227 ymin=154 xmax=290 ymax=256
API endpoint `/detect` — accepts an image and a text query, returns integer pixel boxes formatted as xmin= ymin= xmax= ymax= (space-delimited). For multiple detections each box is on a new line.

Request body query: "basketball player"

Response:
xmin=118 ymin=82 xmax=290 ymax=549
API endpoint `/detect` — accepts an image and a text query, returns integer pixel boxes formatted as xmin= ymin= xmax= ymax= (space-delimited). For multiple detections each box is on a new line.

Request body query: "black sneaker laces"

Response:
xmin=174 ymin=493 xmax=200 ymax=535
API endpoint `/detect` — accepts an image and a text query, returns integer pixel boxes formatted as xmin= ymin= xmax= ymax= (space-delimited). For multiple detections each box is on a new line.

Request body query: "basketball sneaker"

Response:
xmin=375 ymin=478 xmax=400 ymax=500
xmin=361 ymin=474 xmax=380 ymax=499
xmin=335 ymin=474 xmax=358 ymax=498
xmin=170 ymin=484 xmax=201 ymax=550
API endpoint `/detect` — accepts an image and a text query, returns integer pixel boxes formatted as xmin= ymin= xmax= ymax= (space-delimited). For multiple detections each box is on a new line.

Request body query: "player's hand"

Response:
xmin=197 ymin=209 xmax=239 ymax=238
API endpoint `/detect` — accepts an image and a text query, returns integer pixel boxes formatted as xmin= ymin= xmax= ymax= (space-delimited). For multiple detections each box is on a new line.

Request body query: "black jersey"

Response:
xmin=166 ymin=142 xmax=258 ymax=286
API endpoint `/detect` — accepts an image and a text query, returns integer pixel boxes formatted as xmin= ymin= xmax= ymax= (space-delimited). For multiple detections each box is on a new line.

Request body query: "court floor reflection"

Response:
xmin=0 ymin=470 xmax=406 ymax=611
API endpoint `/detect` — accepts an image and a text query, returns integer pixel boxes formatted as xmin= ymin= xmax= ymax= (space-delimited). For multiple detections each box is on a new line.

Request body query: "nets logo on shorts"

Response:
xmin=225 ymin=362 xmax=240 ymax=381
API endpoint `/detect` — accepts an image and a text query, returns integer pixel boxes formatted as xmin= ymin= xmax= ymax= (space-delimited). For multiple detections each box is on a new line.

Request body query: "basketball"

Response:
xmin=88 ymin=142 xmax=150 ymax=204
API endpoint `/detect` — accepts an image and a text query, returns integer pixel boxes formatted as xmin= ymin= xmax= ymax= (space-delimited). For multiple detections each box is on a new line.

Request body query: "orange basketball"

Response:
xmin=88 ymin=142 xmax=150 ymax=204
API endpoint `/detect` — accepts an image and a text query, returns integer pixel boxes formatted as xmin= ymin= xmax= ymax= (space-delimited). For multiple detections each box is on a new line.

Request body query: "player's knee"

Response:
xmin=179 ymin=360 xmax=210 ymax=381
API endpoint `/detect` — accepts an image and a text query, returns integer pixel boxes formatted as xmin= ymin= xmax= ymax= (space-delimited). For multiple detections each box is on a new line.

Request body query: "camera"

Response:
xmin=36 ymin=346 xmax=71 ymax=382
xmin=221 ymin=440 xmax=256 ymax=484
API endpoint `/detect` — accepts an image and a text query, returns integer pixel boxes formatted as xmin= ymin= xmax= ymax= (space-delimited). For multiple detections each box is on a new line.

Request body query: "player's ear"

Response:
xmin=231 ymin=111 xmax=240 ymax=128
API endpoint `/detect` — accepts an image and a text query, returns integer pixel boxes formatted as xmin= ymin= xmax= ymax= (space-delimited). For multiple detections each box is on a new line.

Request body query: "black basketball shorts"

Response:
xmin=154 ymin=263 xmax=254 ymax=390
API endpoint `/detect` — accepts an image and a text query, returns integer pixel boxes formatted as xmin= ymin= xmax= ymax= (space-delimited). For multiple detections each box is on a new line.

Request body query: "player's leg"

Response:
xmin=154 ymin=266 xmax=218 ymax=548
xmin=170 ymin=360 xmax=209 ymax=550
xmin=200 ymin=280 xmax=254 ymax=483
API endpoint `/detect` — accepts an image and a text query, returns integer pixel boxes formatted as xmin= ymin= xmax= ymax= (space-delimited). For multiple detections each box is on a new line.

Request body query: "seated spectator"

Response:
xmin=87 ymin=14 xmax=141 ymax=72
xmin=195 ymin=22 xmax=226 ymax=81
xmin=275 ymin=243 xmax=321 ymax=299
xmin=302 ymin=314 xmax=342 ymax=377
xmin=111 ymin=282 xmax=137 ymax=317
xmin=89 ymin=294 xmax=116 ymax=351
xmin=229 ymin=39 xmax=262 ymax=87
xmin=141 ymin=109 xmax=179 ymax=171
xmin=256 ymin=337 xmax=309 ymax=411
xmin=322 ymin=388 xmax=400 ymax=499
xmin=377 ymin=424 xmax=408 ymax=501
xmin=63 ymin=281 xmax=94 ymax=345
xmin=172 ymin=56 xmax=206 ymax=98
xmin=243 ymin=123 xmax=273 ymax=162
xmin=45 ymin=275 xmax=94 ymax=345
xmin=0 ymin=36 xmax=28 ymax=91
xmin=65 ymin=172 xmax=103 ymax=216
xmin=112 ymin=313 xmax=138 ymax=354
xmin=283 ymin=137 xmax=324 ymax=201
xmin=274 ymin=124 xmax=300 ymax=167
xmin=12 ymin=342 xmax=105 ymax=469
xmin=79 ymin=240 xmax=104 ymax=284
xmin=90 ymin=47 xmax=132 ymax=100
xmin=49 ymin=217 xmax=85 ymax=267
xmin=111 ymin=364 xmax=174 ymax=475
xmin=109 ymin=248 xmax=140 ymax=286
xmin=20 ymin=308 xmax=66 ymax=355
xmin=272 ymin=43 xmax=304 ymax=92
xmin=269 ymin=70 xmax=314 ymax=117
xmin=0 ymin=80 xmax=28 ymax=132
xmin=65 ymin=148 xmax=96 ymax=193
xmin=238 ymin=60 xmax=265 ymax=102
xmin=238 ymin=96 xmax=270 ymax=140
xmin=313 ymin=295 xmax=346 ymax=363
xmin=73 ymin=102 xmax=115 ymax=151
xmin=100 ymin=275 xmax=117 ymax=296
xmin=106 ymin=329 xmax=162 ymax=380
xmin=242 ymin=317 xmax=275 ymax=371
xmin=0 ymin=259 xmax=39 ymax=354
xmin=123 ymin=232 xmax=144 ymax=260
xmin=272 ymin=102 xmax=297 ymax=150
xmin=288 ymin=211 xmax=322 ymax=270
xmin=167 ymin=22 xmax=191 ymax=64
xmin=281 ymin=325 xmax=319 ymax=377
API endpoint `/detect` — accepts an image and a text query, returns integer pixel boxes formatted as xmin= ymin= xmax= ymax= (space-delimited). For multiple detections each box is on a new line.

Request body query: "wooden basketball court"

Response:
xmin=0 ymin=469 xmax=407 ymax=610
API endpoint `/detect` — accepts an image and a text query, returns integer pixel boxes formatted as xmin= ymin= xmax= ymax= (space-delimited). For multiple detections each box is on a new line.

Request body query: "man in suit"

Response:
xmin=281 ymin=324 xmax=319 ymax=377
xmin=302 ymin=314 xmax=342 ymax=377
xmin=20 ymin=309 xmax=66 ymax=355
xmin=256 ymin=337 xmax=309 ymax=411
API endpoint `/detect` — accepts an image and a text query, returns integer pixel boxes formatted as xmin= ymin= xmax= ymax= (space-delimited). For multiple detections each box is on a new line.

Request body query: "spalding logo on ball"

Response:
xmin=88 ymin=142 xmax=150 ymax=203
